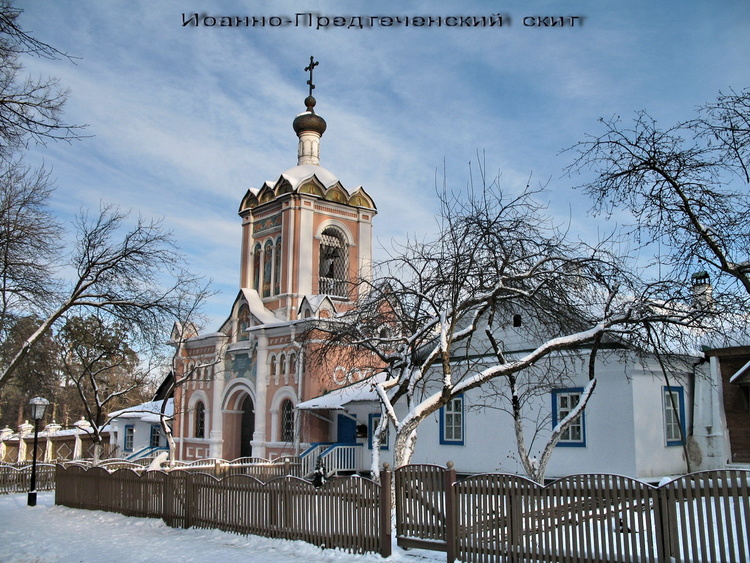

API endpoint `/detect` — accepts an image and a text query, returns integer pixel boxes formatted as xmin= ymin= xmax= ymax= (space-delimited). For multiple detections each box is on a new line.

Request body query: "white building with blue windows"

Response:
xmin=297 ymin=312 xmax=737 ymax=482
xmin=108 ymin=399 xmax=173 ymax=460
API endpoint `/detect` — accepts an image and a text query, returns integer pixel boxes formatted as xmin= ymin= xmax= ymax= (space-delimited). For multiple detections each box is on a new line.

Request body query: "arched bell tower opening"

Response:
xmin=319 ymin=226 xmax=348 ymax=297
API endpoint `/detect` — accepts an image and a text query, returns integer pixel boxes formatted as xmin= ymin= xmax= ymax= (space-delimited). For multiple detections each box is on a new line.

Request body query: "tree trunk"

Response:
xmin=92 ymin=440 xmax=102 ymax=466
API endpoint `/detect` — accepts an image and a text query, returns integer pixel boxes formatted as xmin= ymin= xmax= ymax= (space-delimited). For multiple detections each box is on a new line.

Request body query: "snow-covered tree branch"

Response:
xmin=311 ymin=171 xmax=709 ymax=481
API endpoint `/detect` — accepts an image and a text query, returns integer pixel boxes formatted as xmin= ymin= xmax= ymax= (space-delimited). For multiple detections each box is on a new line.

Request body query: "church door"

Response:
xmin=241 ymin=395 xmax=255 ymax=458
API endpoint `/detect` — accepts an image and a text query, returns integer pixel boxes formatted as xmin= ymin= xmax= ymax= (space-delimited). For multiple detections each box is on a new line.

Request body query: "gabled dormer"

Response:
xmin=298 ymin=294 xmax=338 ymax=319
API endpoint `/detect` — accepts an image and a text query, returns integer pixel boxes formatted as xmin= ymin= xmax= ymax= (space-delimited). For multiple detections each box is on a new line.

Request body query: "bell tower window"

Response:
xmin=253 ymin=237 xmax=283 ymax=298
xmin=274 ymin=237 xmax=282 ymax=295
xmin=319 ymin=227 xmax=348 ymax=297
xmin=263 ymin=240 xmax=274 ymax=297
xmin=253 ymin=243 xmax=262 ymax=291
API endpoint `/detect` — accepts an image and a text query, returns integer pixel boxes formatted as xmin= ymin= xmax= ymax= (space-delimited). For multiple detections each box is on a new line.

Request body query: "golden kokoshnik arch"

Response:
xmin=236 ymin=176 xmax=376 ymax=213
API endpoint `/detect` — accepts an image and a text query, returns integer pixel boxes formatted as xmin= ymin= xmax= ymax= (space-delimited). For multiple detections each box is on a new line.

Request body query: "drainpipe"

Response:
xmin=689 ymin=356 xmax=706 ymax=438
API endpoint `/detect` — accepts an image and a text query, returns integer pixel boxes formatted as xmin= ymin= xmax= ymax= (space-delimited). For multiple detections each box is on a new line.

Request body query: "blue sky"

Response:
xmin=14 ymin=1 xmax=750 ymax=327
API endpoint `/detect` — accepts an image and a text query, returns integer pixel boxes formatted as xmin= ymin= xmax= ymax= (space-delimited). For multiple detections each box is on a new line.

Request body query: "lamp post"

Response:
xmin=27 ymin=396 xmax=49 ymax=507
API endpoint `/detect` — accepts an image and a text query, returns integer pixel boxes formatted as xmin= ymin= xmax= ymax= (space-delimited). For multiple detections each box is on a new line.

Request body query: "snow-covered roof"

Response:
xmin=298 ymin=294 xmax=337 ymax=318
xmin=730 ymin=358 xmax=750 ymax=384
xmin=241 ymin=288 xmax=282 ymax=325
xmin=109 ymin=399 xmax=174 ymax=424
xmin=0 ymin=422 xmax=112 ymax=440
xmin=277 ymin=164 xmax=340 ymax=190
xmin=184 ymin=331 xmax=226 ymax=344
xmin=297 ymin=373 xmax=387 ymax=410
xmin=300 ymin=294 xmax=331 ymax=311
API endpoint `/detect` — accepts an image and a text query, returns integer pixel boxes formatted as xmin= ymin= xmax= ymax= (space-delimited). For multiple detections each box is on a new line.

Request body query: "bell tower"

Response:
xmin=237 ymin=58 xmax=377 ymax=321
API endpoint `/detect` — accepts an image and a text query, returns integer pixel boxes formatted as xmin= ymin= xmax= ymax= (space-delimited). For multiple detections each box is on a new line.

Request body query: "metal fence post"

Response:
xmin=379 ymin=463 xmax=393 ymax=558
xmin=445 ymin=461 xmax=457 ymax=563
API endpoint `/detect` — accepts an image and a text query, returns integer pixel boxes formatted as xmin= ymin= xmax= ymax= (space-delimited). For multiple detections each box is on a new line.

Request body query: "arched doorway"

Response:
xmin=222 ymin=381 xmax=256 ymax=461
xmin=241 ymin=395 xmax=254 ymax=458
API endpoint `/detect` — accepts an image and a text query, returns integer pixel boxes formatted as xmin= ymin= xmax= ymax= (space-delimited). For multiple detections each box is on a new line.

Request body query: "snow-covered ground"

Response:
xmin=0 ymin=492 xmax=441 ymax=563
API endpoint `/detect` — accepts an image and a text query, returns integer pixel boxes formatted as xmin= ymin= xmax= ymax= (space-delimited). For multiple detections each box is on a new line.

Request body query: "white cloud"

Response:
xmin=13 ymin=0 xmax=750 ymax=326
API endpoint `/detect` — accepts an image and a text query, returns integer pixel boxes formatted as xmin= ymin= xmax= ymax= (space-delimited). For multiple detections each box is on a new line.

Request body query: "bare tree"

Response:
xmin=0 ymin=2 xmax=211 ymax=445
xmin=0 ymin=160 xmax=62 ymax=334
xmin=694 ymin=88 xmax=750 ymax=183
xmin=57 ymin=314 xmax=152 ymax=464
xmin=0 ymin=0 xmax=83 ymax=158
xmin=567 ymin=88 xmax=750 ymax=320
xmin=312 ymin=171 xmax=703 ymax=481
xmin=0 ymin=204 xmax=208 ymax=391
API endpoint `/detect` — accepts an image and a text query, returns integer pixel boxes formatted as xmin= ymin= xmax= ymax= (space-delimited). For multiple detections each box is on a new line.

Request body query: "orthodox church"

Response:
xmin=170 ymin=60 xmax=377 ymax=462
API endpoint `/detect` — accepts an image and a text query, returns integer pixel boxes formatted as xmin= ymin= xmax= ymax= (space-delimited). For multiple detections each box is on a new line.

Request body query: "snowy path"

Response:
xmin=0 ymin=492 xmax=439 ymax=563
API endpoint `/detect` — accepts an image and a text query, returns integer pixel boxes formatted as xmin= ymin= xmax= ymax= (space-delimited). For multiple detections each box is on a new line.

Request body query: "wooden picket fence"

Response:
xmin=52 ymin=462 xmax=750 ymax=561
xmin=395 ymin=464 xmax=750 ymax=563
xmin=171 ymin=456 xmax=302 ymax=481
xmin=55 ymin=464 xmax=392 ymax=557
xmin=0 ymin=463 xmax=56 ymax=494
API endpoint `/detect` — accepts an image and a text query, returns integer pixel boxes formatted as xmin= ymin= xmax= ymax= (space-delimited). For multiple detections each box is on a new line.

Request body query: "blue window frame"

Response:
xmin=368 ymin=413 xmax=389 ymax=450
xmin=440 ymin=395 xmax=464 ymax=445
xmin=124 ymin=425 xmax=134 ymax=452
xmin=552 ymin=388 xmax=586 ymax=447
xmin=150 ymin=425 xmax=161 ymax=448
xmin=664 ymin=386 xmax=686 ymax=447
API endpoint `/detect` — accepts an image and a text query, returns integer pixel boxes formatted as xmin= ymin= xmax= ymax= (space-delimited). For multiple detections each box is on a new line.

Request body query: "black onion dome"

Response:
xmin=292 ymin=95 xmax=327 ymax=135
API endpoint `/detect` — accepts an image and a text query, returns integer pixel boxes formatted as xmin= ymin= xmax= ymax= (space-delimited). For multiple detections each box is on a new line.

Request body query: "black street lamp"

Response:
xmin=27 ymin=396 xmax=49 ymax=507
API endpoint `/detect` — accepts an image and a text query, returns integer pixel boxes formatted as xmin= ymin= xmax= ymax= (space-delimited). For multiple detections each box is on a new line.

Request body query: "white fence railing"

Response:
xmin=300 ymin=443 xmax=332 ymax=477
xmin=318 ymin=444 xmax=363 ymax=476
xmin=300 ymin=443 xmax=364 ymax=477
